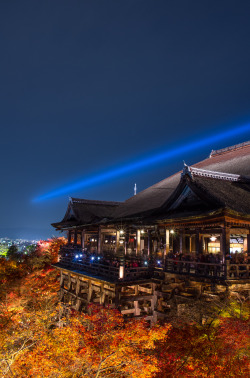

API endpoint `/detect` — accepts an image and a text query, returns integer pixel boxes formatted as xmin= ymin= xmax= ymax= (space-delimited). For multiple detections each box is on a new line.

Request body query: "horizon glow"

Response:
xmin=33 ymin=124 xmax=250 ymax=202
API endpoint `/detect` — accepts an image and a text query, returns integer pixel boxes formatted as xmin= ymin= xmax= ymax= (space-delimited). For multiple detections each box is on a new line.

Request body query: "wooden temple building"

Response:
xmin=52 ymin=141 xmax=250 ymax=321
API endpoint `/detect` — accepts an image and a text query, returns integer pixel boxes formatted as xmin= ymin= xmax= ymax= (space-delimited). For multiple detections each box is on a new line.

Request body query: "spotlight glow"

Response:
xmin=33 ymin=124 xmax=250 ymax=202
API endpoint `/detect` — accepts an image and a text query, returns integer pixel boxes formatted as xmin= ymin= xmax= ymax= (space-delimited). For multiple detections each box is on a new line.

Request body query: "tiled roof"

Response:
xmin=52 ymin=141 xmax=250 ymax=228
xmin=52 ymin=198 xmax=121 ymax=229
xmin=113 ymin=142 xmax=250 ymax=219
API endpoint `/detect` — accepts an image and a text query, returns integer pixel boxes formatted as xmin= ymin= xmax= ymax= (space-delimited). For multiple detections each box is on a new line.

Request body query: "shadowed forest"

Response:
xmin=0 ymin=238 xmax=249 ymax=377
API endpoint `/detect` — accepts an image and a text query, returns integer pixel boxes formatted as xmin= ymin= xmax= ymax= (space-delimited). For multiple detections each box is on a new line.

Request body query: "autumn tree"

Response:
xmin=6 ymin=245 xmax=19 ymax=261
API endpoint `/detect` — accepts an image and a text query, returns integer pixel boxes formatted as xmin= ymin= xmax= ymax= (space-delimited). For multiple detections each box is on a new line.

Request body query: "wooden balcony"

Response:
xmin=164 ymin=259 xmax=250 ymax=279
xmin=56 ymin=250 xmax=250 ymax=282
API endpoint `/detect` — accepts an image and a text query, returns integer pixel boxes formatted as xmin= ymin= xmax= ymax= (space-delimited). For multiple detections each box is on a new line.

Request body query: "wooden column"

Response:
xmin=182 ymin=232 xmax=186 ymax=253
xmin=98 ymin=226 xmax=102 ymax=254
xmin=115 ymin=230 xmax=120 ymax=253
xmin=81 ymin=230 xmax=85 ymax=249
xmin=67 ymin=230 xmax=71 ymax=245
xmin=165 ymin=229 xmax=170 ymax=255
xmin=147 ymin=230 xmax=152 ymax=256
xmin=200 ymin=235 xmax=204 ymax=254
xmin=247 ymin=234 xmax=250 ymax=254
xmin=74 ymin=230 xmax=77 ymax=246
xmin=179 ymin=231 xmax=183 ymax=253
xmin=220 ymin=226 xmax=230 ymax=264
xmin=195 ymin=229 xmax=201 ymax=255
xmin=189 ymin=236 xmax=192 ymax=253
xmin=136 ymin=229 xmax=141 ymax=255
xmin=124 ymin=233 xmax=128 ymax=255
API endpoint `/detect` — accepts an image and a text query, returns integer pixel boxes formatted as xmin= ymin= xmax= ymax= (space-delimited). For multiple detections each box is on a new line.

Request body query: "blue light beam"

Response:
xmin=33 ymin=124 xmax=250 ymax=202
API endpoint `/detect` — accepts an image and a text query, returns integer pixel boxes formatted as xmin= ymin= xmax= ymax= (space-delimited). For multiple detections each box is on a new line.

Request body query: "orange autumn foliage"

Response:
xmin=13 ymin=305 xmax=171 ymax=378
xmin=0 ymin=243 xmax=249 ymax=378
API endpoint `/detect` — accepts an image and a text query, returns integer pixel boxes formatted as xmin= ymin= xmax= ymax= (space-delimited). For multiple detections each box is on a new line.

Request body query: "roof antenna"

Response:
xmin=134 ymin=183 xmax=137 ymax=196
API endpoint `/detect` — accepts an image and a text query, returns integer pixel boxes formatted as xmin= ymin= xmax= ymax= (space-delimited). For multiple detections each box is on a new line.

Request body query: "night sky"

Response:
xmin=1 ymin=0 xmax=250 ymax=240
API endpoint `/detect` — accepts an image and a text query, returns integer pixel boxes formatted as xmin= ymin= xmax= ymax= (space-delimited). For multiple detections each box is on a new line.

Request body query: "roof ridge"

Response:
xmin=182 ymin=165 xmax=240 ymax=182
xmin=210 ymin=141 xmax=250 ymax=157
xmin=70 ymin=197 xmax=121 ymax=206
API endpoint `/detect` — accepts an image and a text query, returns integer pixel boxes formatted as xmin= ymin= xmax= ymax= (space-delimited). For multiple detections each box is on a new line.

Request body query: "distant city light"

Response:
xmin=33 ymin=124 xmax=250 ymax=202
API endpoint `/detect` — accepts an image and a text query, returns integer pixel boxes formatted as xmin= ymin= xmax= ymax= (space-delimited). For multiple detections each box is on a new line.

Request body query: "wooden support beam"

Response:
xmin=134 ymin=301 xmax=141 ymax=316
xmin=136 ymin=230 xmax=141 ymax=255
xmin=76 ymin=277 xmax=80 ymax=296
xmin=60 ymin=271 xmax=64 ymax=287
xmin=148 ymin=230 xmax=152 ymax=256
xmin=67 ymin=273 xmax=72 ymax=290
xmin=74 ymin=230 xmax=77 ymax=246
xmin=75 ymin=298 xmax=82 ymax=311
xmin=220 ymin=226 xmax=230 ymax=264
xmin=165 ymin=229 xmax=170 ymax=256
xmin=98 ymin=226 xmax=102 ymax=254
xmin=120 ymin=295 xmax=154 ymax=301
xmin=87 ymin=282 xmax=93 ymax=303
xmin=247 ymin=234 xmax=250 ymax=254
xmin=82 ymin=230 xmax=85 ymax=249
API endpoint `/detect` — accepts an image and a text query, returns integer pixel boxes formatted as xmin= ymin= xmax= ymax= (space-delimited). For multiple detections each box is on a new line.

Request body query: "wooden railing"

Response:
xmin=58 ymin=258 xmax=152 ymax=282
xmin=226 ymin=262 xmax=250 ymax=279
xmin=164 ymin=259 xmax=250 ymax=279
xmin=58 ymin=258 xmax=120 ymax=280
xmin=58 ymin=252 xmax=250 ymax=281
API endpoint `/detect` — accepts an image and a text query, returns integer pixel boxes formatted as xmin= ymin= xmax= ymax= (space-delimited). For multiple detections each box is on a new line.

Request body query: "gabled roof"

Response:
xmin=52 ymin=197 xmax=121 ymax=229
xmin=113 ymin=141 xmax=250 ymax=219
xmin=155 ymin=165 xmax=250 ymax=220
xmin=52 ymin=141 xmax=250 ymax=229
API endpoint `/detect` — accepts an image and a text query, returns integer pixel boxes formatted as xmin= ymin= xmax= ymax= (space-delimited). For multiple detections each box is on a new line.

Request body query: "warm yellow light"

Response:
xmin=119 ymin=266 xmax=124 ymax=279
xmin=120 ymin=230 xmax=124 ymax=234
xmin=170 ymin=229 xmax=174 ymax=234
xmin=210 ymin=236 xmax=217 ymax=242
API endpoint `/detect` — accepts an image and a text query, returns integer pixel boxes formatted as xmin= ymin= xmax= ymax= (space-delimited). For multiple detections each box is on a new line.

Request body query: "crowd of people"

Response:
xmin=61 ymin=247 xmax=250 ymax=277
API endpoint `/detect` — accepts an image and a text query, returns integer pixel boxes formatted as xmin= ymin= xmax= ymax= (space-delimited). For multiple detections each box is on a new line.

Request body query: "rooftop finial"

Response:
xmin=134 ymin=183 xmax=137 ymax=196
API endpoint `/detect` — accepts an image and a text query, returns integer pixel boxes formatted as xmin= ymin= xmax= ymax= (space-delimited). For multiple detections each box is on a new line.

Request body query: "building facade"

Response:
xmin=52 ymin=142 xmax=250 ymax=320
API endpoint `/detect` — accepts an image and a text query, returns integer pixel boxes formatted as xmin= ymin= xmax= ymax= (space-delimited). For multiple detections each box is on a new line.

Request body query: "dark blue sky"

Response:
xmin=1 ymin=0 xmax=250 ymax=240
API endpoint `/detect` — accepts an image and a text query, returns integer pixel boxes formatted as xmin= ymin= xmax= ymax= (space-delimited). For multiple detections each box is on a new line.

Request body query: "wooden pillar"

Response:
xmin=98 ymin=226 xmax=102 ymax=254
xmin=220 ymin=226 xmax=230 ymax=264
xmin=67 ymin=230 xmax=71 ymax=245
xmin=60 ymin=271 xmax=64 ymax=287
xmin=200 ymin=235 xmax=204 ymax=254
xmin=247 ymin=234 xmax=250 ymax=254
xmin=136 ymin=229 xmax=141 ymax=255
xmin=124 ymin=233 xmax=128 ymax=255
xmin=81 ymin=230 xmax=85 ymax=249
xmin=116 ymin=230 xmax=120 ymax=253
xmin=189 ymin=236 xmax=192 ymax=253
xmin=165 ymin=229 xmax=170 ymax=255
xmin=148 ymin=230 xmax=152 ymax=256
xmin=87 ymin=281 xmax=93 ymax=303
xmin=195 ymin=229 xmax=201 ymax=255
xmin=74 ymin=230 xmax=77 ymax=246
xmin=182 ymin=232 xmax=186 ymax=253
xmin=67 ymin=272 xmax=72 ymax=290
xmin=179 ymin=231 xmax=183 ymax=253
